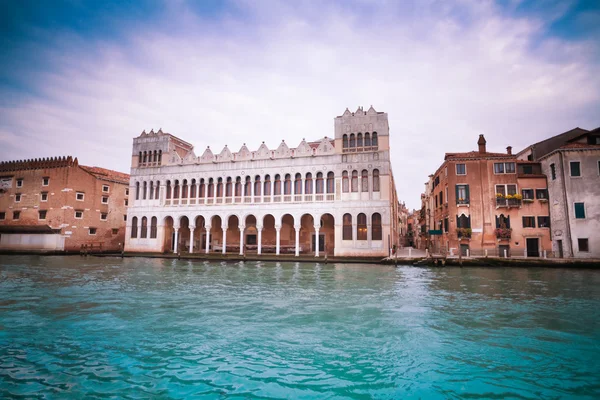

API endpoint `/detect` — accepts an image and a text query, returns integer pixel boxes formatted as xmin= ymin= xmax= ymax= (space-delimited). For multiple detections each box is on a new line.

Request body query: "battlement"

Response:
xmin=0 ymin=156 xmax=78 ymax=172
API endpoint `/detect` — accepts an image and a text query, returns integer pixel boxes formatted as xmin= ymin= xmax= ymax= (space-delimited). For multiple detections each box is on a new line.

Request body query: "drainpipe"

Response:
xmin=559 ymin=151 xmax=574 ymax=257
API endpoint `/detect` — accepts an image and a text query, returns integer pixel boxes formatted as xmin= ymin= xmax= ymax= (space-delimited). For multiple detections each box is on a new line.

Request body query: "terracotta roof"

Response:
xmin=559 ymin=143 xmax=600 ymax=150
xmin=444 ymin=151 xmax=513 ymax=160
xmin=80 ymin=165 xmax=130 ymax=184
xmin=0 ymin=156 xmax=77 ymax=172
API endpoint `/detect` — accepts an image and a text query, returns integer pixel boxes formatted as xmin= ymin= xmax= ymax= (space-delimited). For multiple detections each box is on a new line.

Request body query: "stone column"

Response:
xmin=239 ymin=225 xmax=245 ymax=255
xmin=173 ymin=227 xmax=179 ymax=253
xmin=312 ymin=177 xmax=316 ymax=198
xmin=352 ymin=220 xmax=357 ymax=248
xmin=222 ymin=223 xmax=227 ymax=254
xmin=189 ymin=226 xmax=195 ymax=253
xmin=257 ymin=225 xmax=263 ymax=255
xmin=314 ymin=226 xmax=320 ymax=257
xmin=367 ymin=223 xmax=372 ymax=249
xmin=213 ymin=181 xmax=217 ymax=203
xmin=294 ymin=224 xmax=301 ymax=257
xmin=271 ymin=179 xmax=275 ymax=202
xmin=275 ymin=226 xmax=281 ymax=255
xmin=205 ymin=225 xmax=211 ymax=254
xmin=250 ymin=177 xmax=254 ymax=202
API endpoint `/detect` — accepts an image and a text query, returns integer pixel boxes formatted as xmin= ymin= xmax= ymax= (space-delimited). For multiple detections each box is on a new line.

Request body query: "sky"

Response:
xmin=1 ymin=0 xmax=599 ymax=209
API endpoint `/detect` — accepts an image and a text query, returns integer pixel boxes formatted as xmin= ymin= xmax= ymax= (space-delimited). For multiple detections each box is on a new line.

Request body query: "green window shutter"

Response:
xmin=465 ymin=185 xmax=470 ymax=202
xmin=575 ymin=203 xmax=586 ymax=219
xmin=455 ymin=185 xmax=459 ymax=202
xmin=495 ymin=216 xmax=499 ymax=228
xmin=506 ymin=216 xmax=511 ymax=229
xmin=456 ymin=215 xmax=460 ymax=228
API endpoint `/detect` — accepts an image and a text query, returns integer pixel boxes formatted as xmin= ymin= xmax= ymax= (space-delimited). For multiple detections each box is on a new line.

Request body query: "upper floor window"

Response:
xmin=13 ymin=211 xmax=20 ymax=220
xmin=522 ymin=216 xmax=536 ymax=228
xmin=536 ymin=189 xmax=548 ymax=200
xmin=574 ymin=202 xmax=586 ymax=219
xmin=42 ymin=177 xmax=49 ymax=186
xmin=522 ymin=189 xmax=534 ymax=200
xmin=494 ymin=162 xmax=516 ymax=174
xmin=0 ymin=212 xmax=5 ymax=220
xmin=578 ymin=238 xmax=589 ymax=252
xmin=373 ymin=169 xmax=380 ymax=192
xmin=372 ymin=213 xmax=382 ymax=240
xmin=38 ymin=210 xmax=47 ymax=220
xmin=15 ymin=193 xmax=21 ymax=202
xmin=100 ymin=213 xmax=108 ymax=221
xmin=351 ymin=171 xmax=358 ymax=192
xmin=456 ymin=164 xmax=466 ymax=175
xmin=342 ymin=171 xmax=349 ymax=193
xmin=570 ymin=161 xmax=581 ymax=177
xmin=456 ymin=184 xmax=469 ymax=205
xmin=89 ymin=227 xmax=97 ymax=235
xmin=550 ymin=163 xmax=556 ymax=180
xmin=101 ymin=196 xmax=109 ymax=204
xmin=361 ymin=170 xmax=368 ymax=192
xmin=75 ymin=210 xmax=83 ymax=219
xmin=538 ymin=216 xmax=550 ymax=228
xmin=16 ymin=178 xmax=23 ymax=188
xmin=41 ymin=192 xmax=48 ymax=202
xmin=327 ymin=172 xmax=335 ymax=194
xmin=102 ymin=185 xmax=109 ymax=193
xmin=76 ymin=192 xmax=85 ymax=201
xmin=343 ymin=213 xmax=352 ymax=240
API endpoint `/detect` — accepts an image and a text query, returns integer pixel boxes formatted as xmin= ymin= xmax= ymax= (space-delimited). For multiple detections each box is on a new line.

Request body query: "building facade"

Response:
xmin=526 ymin=128 xmax=600 ymax=258
xmin=0 ymin=157 xmax=129 ymax=252
xmin=125 ymin=106 xmax=400 ymax=257
xmin=423 ymin=135 xmax=552 ymax=257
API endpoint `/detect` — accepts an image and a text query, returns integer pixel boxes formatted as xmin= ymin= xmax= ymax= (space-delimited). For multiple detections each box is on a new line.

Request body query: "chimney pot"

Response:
xmin=506 ymin=146 xmax=512 ymax=155
xmin=477 ymin=134 xmax=487 ymax=154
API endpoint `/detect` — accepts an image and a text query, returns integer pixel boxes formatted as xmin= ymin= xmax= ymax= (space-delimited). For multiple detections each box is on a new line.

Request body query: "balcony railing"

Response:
xmin=159 ymin=192 xmax=340 ymax=206
xmin=457 ymin=228 xmax=472 ymax=238
xmin=457 ymin=199 xmax=470 ymax=206
xmin=495 ymin=228 xmax=512 ymax=240
xmin=496 ymin=197 xmax=522 ymax=208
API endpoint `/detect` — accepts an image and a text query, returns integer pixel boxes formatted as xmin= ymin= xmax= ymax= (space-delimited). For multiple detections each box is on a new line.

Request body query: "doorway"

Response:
xmin=499 ymin=245 xmax=510 ymax=258
xmin=526 ymin=238 xmax=540 ymax=257
xmin=557 ymin=240 xmax=563 ymax=258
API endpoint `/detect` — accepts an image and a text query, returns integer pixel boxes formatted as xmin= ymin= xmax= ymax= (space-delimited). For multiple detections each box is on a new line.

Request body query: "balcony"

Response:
xmin=496 ymin=195 xmax=522 ymax=208
xmin=495 ymin=228 xmax=512 ymax=240
xmin=457 ymin=199 xmax=470 ymax=206
xmin=457 ymin=228 xmax=472 ymax=239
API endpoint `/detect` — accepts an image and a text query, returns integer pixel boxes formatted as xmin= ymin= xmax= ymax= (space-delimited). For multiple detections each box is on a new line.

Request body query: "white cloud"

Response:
xmin=0 ymin=0 xmax=598 ymax=209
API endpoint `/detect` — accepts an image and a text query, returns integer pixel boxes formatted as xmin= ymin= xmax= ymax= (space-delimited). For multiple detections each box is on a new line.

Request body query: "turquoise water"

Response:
xmin=0 ymin=256 xmax=599 ymax=399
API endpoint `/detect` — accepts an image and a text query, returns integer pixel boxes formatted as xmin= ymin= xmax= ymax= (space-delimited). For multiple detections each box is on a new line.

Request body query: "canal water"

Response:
xmin=0 ymin=256 xmax=599 ymax=399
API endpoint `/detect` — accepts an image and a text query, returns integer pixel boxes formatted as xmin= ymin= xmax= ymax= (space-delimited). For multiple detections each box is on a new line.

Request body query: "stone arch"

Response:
xmin=280 ymin=214 xmax=296 ymax=255
xmin=262 ymin=214 xmax=277 ymax=253
xmin=209 ymin=215 xmax=223 ymax=252
xmin=163 ymin=216 xmax=174 ymax=252
xmin=300 ymin=213 xmax=315 ymax=254
xmin=319 ymin=213 xmax=335 ymax=255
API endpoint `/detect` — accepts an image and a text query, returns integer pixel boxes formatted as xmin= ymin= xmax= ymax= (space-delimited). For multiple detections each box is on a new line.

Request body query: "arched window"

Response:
xmin=155 ymin=181 xmax=160 ymax=200
xmin=173 ymin=180 xmax=180 ymax=199
xmin=181 ymin=179 xmax=188 ymax=198
xmin=138 ymin=152 xmax=142 ymax=166
xmin=158 ymin=150 xmax=162 ymax=166
xmin=217 ymin=178 xmax=223 ymax=197
xmin=351 ymin=170 xmax=358 ymax=192
xmin=316 ymin=172 xmax=324 ymax=194
xmin=365 ymin=132 xmax=371 ymax=147
xmin=284 ymin=174 xmax=292 ymax=195
xmin=357 ymin=133 xmax=363 ymax=147
xmin=343 ymin=213 xmax=352 ymax=240
xmin=274 ymin=174 xmax=281 ymax=195
xmin=141 ymin=216 xmax=148 ymax=238
xmin=143 ymin=151 xmax=147 ymax=164
xmin=349 ymin=134 xmax=356 ymax=148
xmin=342 ymin=134 xmax=348 ymax=149
xmin=143 ymin=181 xmax=148 ymax=199
xmin=357 ymin=213 xmax=367 ymax=240
xmin=131 ymin=216 xmax=138 ymax=238
xmin=150 ymin=217 xmax=157 ymax=238
xmin=135 ymin=182 xmax=140 ymax=200
xmin=305 ymin=173 xmax=313 ymax=194
xmin=166 ymin=180 xmax=171 ymax=199
xmin=372 ymin=132 xmax=378 ymax=148
xmin=190 ymin=179 xmax=197 ymax=198
xmin=235 ymin=177 xmax=242 ymax=197
xmin=373 ymin=169 xmax=380 ymax=192
xmin=496 ymin=214 xmax=510 ymax=229
xmin=254 ymin=176 xmax=261 ymax=196
xmin=264 ymin=175 xmax=272 ymax=196
xmin=226 ymin=177 xmax=232 ymax=197
xmin=327 ymin=172 xmax=335 ymax=193
xmin=294 ymin=173 xmax=302 ymax=194
xmin=342 ymin=171 xmax=349 ymax=192
xmin=361 ymin=170 xmax=368 ymax=192
xmin=372 ymin=213 xmax=382 ymax=240
xmin=153 ymin=150 xmax=158 ymax=163
xmin=199 ymin=179 xmax=205 ymax=198
xmin=457 ymin=214 xmax=471 ymax=228
xmin=245 ymin=176 xmax=251 ymax=196
xmin=149 ymin=181 xmax=154 ymax=200
xmin=208 ymin=178 xmax=214 ymax=197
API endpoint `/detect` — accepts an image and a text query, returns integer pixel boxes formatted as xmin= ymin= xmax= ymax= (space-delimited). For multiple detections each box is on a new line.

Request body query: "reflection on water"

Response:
xmin=1 ymin=256 xmax=599 ymax=398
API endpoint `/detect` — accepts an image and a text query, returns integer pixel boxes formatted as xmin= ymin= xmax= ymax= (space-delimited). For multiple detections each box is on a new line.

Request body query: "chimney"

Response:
xmin=477 ymin=134 xmax=487 ymax=154
xmin=506 ymin=146 xmax=512 ymax=155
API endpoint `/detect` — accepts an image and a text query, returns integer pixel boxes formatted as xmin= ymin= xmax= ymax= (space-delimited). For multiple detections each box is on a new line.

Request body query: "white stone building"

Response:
xmin=125 ymin=106 xmax=400 ymax=257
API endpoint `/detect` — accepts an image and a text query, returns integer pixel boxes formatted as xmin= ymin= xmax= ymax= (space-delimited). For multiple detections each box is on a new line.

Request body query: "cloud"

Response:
xmin=0 ymin=0 xmax=599 ymax=209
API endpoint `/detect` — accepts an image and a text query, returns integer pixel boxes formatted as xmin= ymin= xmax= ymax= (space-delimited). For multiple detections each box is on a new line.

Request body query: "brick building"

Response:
xmin=423 ymin=135 xmax=552 ymax=257
xmin=0 ymin=156 xmax=129 ymax=252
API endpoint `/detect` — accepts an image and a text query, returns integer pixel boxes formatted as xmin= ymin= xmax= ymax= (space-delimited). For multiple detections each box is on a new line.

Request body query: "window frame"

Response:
xmin=76 ymin=192 xmax=85 ymax=201
xmin=101 ymin=196 xmax=109 ymax=204
xmin=535 ymin=188 xmax=548 ymax=200
xmin=75 ymin=210 xmax=84 ymax=219
xmin=570 ymin=161 xmax=581 ymax=177
xmin=578 ymin=238 xmax=589 ymax=252
xmin=456 ymin=163 xmax=466 ymax=176
xmin=13 ymin=211 xmax=20 ymax=220
xmin=88 ymin=227 xmax=97 ymax=236
xmin=40 ymin=192 xmax=48 ymax=202
xmin=574 ymin=202 xmax=586 ymax=219
xmin=100 ymin=212 xmax=108 ymax=221
xmin=15 ymin=193 xmax=21 ymax=202
xmin=102 ymin=185 xmax=110 ymax=193
xmin=38 ymin=210 xmax=47 ymax=220
xmin=0 ymin=211 xmax=5 ymax=220
xmin=522 ymin=216 xmax=536 ymax=228
xmin=42 ymin=177 xmax=49 ymax=186
xmin=537 ymin=216 xmax=550 ymax=228
xmin=550 ymin=163 xmax=556 ymax=180
xmin=16 ymin=178 xmax=23 ymax=188
xmin=521 ymin=188 xmax=534 ymax=200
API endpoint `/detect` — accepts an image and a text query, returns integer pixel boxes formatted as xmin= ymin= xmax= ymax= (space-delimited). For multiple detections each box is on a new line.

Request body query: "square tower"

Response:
xmin=334 ymin=106 xmax=389 ymax=153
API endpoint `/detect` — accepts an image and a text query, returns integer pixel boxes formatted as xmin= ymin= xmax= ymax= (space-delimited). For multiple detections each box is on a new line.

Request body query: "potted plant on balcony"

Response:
xmin=505 ymin=193 xmax=522 ymax=207
xmin=457 ymin=228 xmax=472 ymax=239
xmin=495 ymin=228 xmax=512 ymax=240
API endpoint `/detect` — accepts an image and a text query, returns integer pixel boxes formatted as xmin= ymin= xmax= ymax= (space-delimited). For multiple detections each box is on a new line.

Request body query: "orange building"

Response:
xmin=424 ymin=135 xmax=552 ymax=257
xmin=0 ymin=157 xmax=129 ymax=253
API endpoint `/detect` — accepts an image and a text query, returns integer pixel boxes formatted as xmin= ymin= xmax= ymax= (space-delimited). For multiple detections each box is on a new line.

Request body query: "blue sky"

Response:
xmin=1 ymin=0 xmax=599 ymax=208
